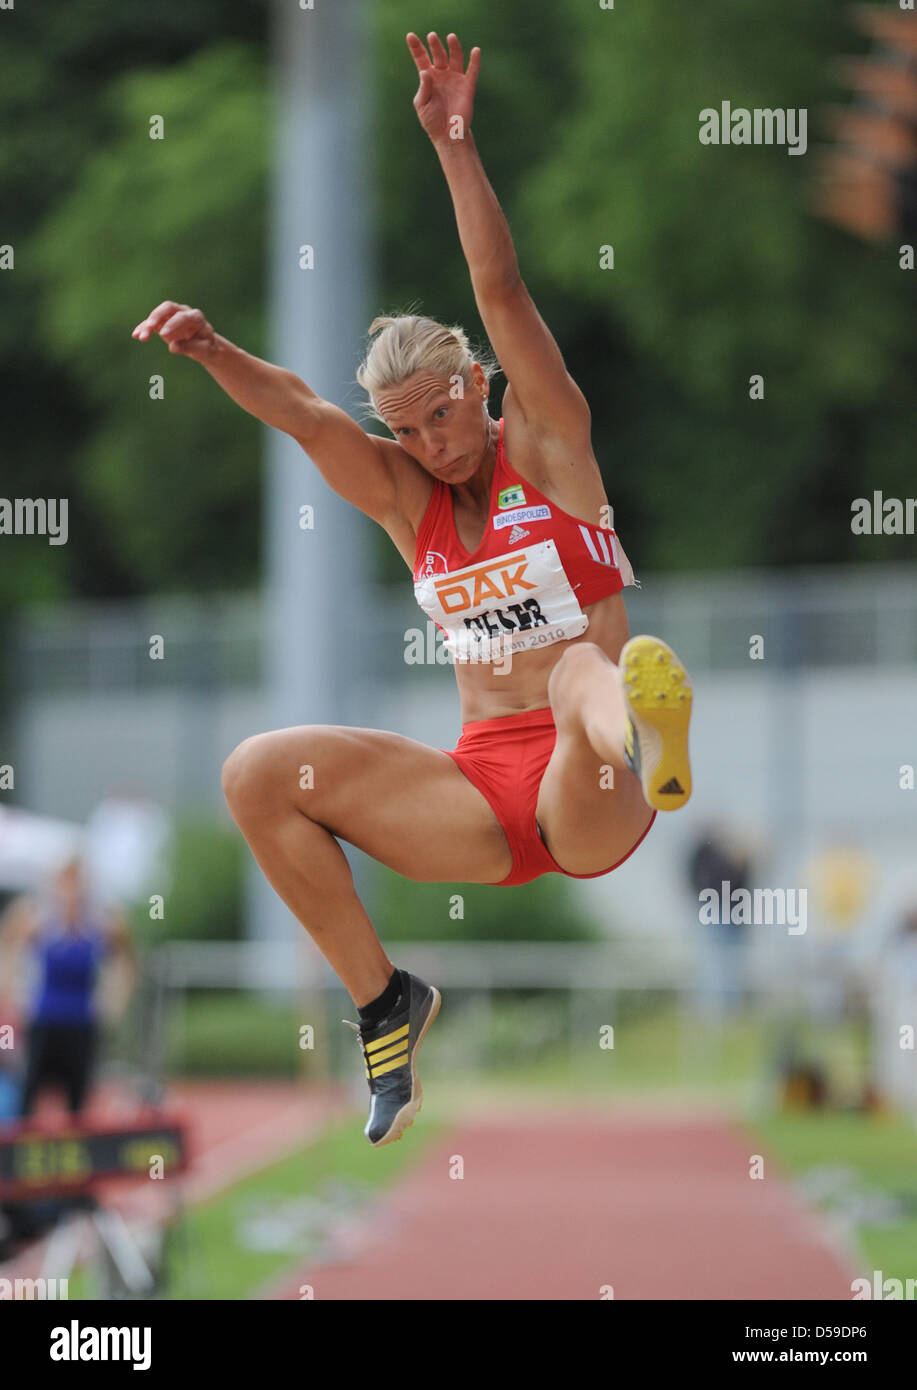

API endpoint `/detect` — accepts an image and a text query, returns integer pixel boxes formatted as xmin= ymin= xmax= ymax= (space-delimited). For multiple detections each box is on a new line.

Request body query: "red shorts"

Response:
xmin=442 ymin=706 xmax=657 ymax=887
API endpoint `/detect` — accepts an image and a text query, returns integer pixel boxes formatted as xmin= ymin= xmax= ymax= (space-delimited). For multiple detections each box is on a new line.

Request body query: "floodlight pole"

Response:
xmin=250 ymin=0 xmax=374 ymax=967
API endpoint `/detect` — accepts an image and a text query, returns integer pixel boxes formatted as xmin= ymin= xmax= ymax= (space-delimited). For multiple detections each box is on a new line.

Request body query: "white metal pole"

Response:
xmin=251 ymin=0 xmax=374 ymax=963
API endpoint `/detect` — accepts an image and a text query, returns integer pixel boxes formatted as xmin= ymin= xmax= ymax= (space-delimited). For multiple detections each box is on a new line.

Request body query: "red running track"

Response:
xmin=265 ymin=1106 xmax=857 ymax=1300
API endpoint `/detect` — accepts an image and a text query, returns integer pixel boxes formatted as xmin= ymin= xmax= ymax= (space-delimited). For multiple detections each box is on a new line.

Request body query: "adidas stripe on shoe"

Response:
xmin=342 ymin=970 xmax=441 ymax=1147
xmin=620 ymin=634 xmax=693 ymax=811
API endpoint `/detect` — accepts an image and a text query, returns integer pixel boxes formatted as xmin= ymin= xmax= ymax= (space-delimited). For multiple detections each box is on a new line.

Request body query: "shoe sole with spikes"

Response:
xmin=620 ymin=635 xmax=693 ymax=811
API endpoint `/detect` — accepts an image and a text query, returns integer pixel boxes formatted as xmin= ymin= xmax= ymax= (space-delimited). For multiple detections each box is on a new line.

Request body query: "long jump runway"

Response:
xmin=267 ymin=1105 xmax=856 ymax=1300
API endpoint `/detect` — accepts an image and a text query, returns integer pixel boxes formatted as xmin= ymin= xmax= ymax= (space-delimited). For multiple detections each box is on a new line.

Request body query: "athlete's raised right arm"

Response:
xmin=131 ymin=301 xmax=400 ymax=523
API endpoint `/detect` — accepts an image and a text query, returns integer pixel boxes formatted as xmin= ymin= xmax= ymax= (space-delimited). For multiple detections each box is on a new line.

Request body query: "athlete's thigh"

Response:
xmin=247 ymin=723 xmax=512 ymax=884
xmin=535 ymin=728 xmax=653 ymax=875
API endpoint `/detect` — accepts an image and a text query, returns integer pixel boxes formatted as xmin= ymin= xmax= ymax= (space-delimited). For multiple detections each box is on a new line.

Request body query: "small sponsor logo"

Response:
xmin=497 ymin=485 xmax=526 ymax=509
xmin=420 ymin=549 xmax=449 ymax=579
xmin=507 ymin=524 xmax=530 ymax=545
xmin=578 ymin=523 xmax=618 ymax=567
xmin=493 ymin=504 xmax=550 ymax=529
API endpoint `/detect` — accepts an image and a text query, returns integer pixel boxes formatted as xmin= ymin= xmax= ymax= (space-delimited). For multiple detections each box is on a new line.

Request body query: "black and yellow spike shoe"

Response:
xmin=619 ymin=634 xmax=693 ymax=811
xmin=342 ymin=971 xmax=441 ymax=1147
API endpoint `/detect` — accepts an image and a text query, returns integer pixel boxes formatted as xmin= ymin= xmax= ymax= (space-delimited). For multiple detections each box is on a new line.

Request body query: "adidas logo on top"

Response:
xmin=508 ymin=524 xmax=530 ymax=545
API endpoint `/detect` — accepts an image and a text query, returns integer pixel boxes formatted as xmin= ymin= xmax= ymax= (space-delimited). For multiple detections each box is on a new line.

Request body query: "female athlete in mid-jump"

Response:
xmin=132 ymin=32 xmax=693 ymax=1147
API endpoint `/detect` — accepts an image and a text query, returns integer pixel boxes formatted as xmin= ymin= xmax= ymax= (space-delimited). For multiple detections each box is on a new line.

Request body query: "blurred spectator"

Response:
xmin=0 ymin=1054 xmax=18 ymax=1121
xmin=868 ymin=895 xmax=917 ymax=1117
xmin=0 ymin=857 xmax=136 ymax=1119
xmin=806 ymin=837 xmax=875 ymax=1021
xmin=687 ymin=824 xmax=755 ymax=1023
xmin=810 ymin=839 xmax=874 ymax=933
xmin=897 ymin=902 xmax=917 ymax=945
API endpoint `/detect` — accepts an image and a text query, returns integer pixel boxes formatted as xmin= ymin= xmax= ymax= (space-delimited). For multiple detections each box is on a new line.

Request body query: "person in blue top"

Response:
xmin=0 ymin=857 xmax=135 ymax=1119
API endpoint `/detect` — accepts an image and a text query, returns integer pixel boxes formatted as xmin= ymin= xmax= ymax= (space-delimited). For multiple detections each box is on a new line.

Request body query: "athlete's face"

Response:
xmin=376 ymin=366 xmax=492 ymax=482
xmin=54 ymin=859 xmax=85 ymax=921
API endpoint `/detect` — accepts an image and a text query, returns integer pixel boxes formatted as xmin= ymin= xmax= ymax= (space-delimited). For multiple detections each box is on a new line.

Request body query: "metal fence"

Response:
xmin=11 ymin=562 xmax=917 ymax=694
xmin=141 ymin=937 xmax=904 ymax=1115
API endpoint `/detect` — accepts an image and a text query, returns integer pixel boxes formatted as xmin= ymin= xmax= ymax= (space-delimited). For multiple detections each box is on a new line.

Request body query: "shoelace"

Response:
xmin=343 ymin=1017 xmax=370 ymax=1059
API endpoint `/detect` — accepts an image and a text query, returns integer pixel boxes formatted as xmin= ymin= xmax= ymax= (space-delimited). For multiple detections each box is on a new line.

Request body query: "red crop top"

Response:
xmin=412 ymin=417 xmax=637 ymax=663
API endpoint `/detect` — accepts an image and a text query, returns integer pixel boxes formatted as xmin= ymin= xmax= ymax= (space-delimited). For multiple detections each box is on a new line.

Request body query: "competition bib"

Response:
xmin=413 ymin=539 xmax=588 ymax=663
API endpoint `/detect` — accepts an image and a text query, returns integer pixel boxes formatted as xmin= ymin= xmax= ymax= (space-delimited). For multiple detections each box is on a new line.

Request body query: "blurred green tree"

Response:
xmin=374 ymin=0 xmax=917 ymax=574
xmin=372 ymin=864 xmax=601 ymax=943
xmin=30 ymin=43 xmax=268 ymax=594
xmin=128 ymin=814 xmax=245 ymax=945
xmin=0 ymin=3 xmax=267 ymax=611
xmin=3 ymin=0 xmax=915 ymax=616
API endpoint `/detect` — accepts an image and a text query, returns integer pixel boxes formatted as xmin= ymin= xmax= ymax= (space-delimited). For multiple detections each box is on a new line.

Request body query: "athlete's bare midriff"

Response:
xmin=445 ymin=589 xmax=631 ymax=724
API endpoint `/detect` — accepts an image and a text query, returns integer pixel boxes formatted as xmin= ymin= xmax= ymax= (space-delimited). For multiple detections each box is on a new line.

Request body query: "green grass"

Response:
xmin=424 ymin=998 xmax=857 ymax=1104
xmin=742 ymin=1110 xmax=917 ymax=1288
xmin=66 ymin=1110 xmax=446 ymax=1300
xmin=163 ymin=991 xmax=316 ymax=1076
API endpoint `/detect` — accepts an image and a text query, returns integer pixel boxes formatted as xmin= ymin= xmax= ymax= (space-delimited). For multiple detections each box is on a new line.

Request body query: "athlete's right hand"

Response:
xmin=131 ymin=301 xmax=216 ymax=361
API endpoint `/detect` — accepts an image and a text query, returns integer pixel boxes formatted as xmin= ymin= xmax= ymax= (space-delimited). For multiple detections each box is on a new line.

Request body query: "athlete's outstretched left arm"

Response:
xmin=407 ymin=32 xmax=590 ymax=452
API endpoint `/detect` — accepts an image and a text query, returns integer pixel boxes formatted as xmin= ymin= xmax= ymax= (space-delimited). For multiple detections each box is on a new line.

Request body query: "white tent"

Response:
xmin=0 ymin=806 xmax=83 ymax=893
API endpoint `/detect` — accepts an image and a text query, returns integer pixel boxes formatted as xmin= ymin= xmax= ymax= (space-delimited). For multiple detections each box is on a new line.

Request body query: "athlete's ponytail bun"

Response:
xmin=366 ymin=315 xmax=399 ymax=337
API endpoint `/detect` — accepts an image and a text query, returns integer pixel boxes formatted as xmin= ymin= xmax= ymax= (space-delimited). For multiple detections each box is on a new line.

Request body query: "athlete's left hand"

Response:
xmin=407 ymin=31 xmax=481 ymax=145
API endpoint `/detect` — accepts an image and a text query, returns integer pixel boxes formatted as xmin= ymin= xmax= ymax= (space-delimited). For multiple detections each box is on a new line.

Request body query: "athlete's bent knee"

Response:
xmin=548 ymin=640 xmax=607 ymax=698
xmin=221 ymin=733 xmax=274 ymax=818
xmin=547 ymin=641 xmax=613 ymax=735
